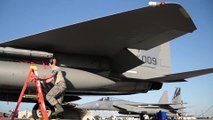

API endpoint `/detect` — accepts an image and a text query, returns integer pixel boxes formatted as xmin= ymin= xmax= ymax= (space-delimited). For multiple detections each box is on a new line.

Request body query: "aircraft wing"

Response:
xmin=113 ymin=104 xmax=141 ymax=114
xmin=123 ymin=68 xmax=213 ymax=83
xmin=128 ymin=103 xmax=181 ymax=107
xmin=129 ymin=103 xmax=184 ymax=114
xmin=0 ymin=3 xmax=196 ymax=74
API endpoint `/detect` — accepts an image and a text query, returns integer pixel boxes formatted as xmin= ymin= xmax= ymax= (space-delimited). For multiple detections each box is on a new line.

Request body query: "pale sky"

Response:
xmin=0 ymin=0 xmax=212 ymax=117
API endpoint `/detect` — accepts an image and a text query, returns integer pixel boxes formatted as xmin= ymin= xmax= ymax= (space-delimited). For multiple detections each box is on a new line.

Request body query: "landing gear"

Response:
xmin=32 ymin=103 xmax=83 ymax=119
xmin=32 ymin=102 xmax=54 ymax=119
xmin=140 ymin=114 xmax=149 ymax=120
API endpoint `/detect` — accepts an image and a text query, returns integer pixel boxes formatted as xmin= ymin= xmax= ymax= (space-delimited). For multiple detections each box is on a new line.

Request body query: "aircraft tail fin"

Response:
xmin=172 ymin=88 xmax=181 ymax=104
xmin=158 ymin=91 xmax=169 ymax=104
xmin=171 ymin=88 xmax=184 ymax=109
xmin=124 ymin=42 xmax=172 ymax=79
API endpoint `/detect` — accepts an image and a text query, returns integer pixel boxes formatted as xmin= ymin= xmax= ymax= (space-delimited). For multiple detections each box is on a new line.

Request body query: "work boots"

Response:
xmin=52 ymin=103 xmax=64 ymax=116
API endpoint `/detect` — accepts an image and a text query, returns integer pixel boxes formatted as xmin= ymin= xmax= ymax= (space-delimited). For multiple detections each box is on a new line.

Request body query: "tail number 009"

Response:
xmin=141 ymin=56 xmax=157 ymax=65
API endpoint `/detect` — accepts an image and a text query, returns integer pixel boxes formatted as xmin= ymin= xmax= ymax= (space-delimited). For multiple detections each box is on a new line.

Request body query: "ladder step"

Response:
xmin=23 ymin=94 xmax=38 ymax=99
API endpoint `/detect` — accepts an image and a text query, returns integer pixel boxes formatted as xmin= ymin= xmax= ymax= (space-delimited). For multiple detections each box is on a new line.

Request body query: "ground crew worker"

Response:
xmin=37 ymin=58 xmax=67 ymax=115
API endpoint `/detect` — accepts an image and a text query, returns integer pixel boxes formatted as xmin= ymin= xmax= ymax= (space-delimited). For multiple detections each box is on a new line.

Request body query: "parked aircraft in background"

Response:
xmin=78 ymin=88 xmax=185 ymax=117
xmin=0 ymin=2 xmax=212 ymax=119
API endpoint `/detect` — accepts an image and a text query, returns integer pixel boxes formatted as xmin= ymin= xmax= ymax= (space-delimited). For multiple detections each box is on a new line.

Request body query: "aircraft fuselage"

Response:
xmin=0 ymin=58 xmax=160 ymax=102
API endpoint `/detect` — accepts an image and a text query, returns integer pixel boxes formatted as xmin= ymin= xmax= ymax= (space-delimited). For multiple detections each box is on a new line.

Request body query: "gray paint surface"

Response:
xmin=0 ymin=3 xmax=212 ymax=103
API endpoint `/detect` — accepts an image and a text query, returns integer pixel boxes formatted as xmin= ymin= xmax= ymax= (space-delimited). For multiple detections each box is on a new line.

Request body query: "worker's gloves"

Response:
xmin=31 ymin=74 xmax=38 ymax=82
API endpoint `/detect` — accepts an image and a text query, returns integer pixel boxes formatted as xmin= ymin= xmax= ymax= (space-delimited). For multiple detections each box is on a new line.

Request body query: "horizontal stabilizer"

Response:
xmin=174 ymin=106 xmax=187 ymax=110
xmin=122 ymin=68 xmax=213 ymax=83
xmin=149 ymin=68 xmax=213 ymax=83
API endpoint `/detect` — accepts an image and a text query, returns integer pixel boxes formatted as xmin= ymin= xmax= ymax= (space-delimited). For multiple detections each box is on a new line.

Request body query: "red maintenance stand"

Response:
xmin=11 ymin=66 xmax=49 ymax=120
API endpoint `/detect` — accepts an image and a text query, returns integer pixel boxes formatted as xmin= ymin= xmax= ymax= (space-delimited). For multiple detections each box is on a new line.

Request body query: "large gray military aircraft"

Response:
xmin=0 ymin=2 xmax=213 ymax=119
xmin=78 ymin=88 xmax=185 ymax=118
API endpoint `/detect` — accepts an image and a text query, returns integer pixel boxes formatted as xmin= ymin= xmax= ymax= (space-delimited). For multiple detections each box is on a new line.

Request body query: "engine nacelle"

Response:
xmin=150 ymin=82 xmax=163 ymax=90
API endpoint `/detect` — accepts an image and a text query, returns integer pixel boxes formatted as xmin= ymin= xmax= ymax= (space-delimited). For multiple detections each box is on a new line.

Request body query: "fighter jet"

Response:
xmin=78 ymin=88 xmax=185 ymax=118
xmin=0 ymin=2 xmax=212 ymax=119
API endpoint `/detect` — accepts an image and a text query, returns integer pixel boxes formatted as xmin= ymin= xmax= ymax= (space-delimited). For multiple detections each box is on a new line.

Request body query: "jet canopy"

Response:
xmin=98 ymin=97 xmax=120 ymax=101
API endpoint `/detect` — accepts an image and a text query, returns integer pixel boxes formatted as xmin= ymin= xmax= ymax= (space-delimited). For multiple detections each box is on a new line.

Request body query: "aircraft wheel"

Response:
xmin=32 ymin=102 xmax=54 ymax=119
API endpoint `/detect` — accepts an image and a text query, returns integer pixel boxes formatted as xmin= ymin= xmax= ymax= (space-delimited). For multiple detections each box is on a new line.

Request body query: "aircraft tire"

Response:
xmin=32 ymin=102 xmax=54 ymax=119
